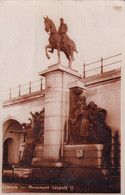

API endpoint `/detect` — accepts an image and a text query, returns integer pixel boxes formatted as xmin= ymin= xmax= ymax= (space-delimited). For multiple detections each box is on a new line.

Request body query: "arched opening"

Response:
xmin=3 ymin=119 xmax=24 ymax=169
xmin=3 ymin=138 xmax=16 ymax=169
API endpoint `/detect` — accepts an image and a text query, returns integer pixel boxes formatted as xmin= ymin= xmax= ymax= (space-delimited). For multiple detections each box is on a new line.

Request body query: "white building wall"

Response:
xmin=2 ymin=95 xmax=45 ymax=126
xmin=86 ymin=80 xmax=120 ymax=132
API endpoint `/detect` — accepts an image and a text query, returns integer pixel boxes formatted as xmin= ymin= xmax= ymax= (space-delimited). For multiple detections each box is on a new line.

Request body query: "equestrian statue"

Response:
xmin=44 ymin=17 xmax=78 ymax=68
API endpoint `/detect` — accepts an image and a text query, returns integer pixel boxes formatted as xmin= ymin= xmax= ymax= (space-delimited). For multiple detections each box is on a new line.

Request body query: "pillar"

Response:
xmin=39 ymin=64 xmax=85 ymax=161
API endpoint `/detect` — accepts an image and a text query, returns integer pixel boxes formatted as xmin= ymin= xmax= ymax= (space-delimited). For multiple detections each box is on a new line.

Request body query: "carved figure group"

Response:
xmin=10 ymin=108 xmax=45 ymax=167
xmin=44 ymin=16 xmax=77 ymax=68
xmin=69 ymin=94 xmax=112 ymax=168
xmin=69 ymin=96 xmax=111 ymax=145
xmin=20 ymin=108 xmax=44 ymax=166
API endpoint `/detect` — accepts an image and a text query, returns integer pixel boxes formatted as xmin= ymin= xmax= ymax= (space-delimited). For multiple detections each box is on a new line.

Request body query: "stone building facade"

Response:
xmin=2 ymin=65 xmax=120 ymax=181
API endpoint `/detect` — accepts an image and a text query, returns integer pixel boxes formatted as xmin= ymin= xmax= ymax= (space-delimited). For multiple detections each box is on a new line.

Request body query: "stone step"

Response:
xmin=3 ymin=168 xmax=33 ymax=178
xmin=32 ymin=158 xmax=69 ymax=167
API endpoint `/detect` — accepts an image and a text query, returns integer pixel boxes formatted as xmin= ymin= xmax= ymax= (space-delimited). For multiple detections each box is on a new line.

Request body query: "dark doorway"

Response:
xmin=3 ymin=139 xmax=9 ymax=169
xmin=3 ymin=138 xmax=16 ymax=169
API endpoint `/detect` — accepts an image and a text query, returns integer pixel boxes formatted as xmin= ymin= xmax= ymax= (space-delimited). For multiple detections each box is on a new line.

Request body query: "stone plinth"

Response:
xmin=39 ymin=65 xmax=84 ymax=161
xmin=63 ymin=144 xmax=103 ymax=168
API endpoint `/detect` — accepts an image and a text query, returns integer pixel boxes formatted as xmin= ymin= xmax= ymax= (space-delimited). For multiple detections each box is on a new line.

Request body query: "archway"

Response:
xmin=3 ymin=119 xmax=24 ymax=169
xmin=3 ymin=138 xmax=16 ymax=169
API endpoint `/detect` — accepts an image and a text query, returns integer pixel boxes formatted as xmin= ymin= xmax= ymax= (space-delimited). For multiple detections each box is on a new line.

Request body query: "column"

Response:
xmin=39 ymin=64 xmax=84 ymax=161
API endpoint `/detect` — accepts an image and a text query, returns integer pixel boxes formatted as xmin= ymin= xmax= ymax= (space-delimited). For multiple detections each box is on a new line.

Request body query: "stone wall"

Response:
xmin=63 ymin=144 xmax=103 ymax=168
xmin=2 ymin=91 xmax=45 ymax=126
xmin=84 ymin=70 xmax=121 ymax=132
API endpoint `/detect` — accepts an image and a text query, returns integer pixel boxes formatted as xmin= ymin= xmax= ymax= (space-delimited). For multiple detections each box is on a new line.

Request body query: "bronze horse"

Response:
xmin=44 ymin=17 xmax=78 ymax=68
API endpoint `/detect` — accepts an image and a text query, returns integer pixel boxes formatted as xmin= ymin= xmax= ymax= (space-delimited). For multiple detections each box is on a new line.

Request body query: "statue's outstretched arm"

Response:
xmin=30 ymin=111 xmax=34 ymax=117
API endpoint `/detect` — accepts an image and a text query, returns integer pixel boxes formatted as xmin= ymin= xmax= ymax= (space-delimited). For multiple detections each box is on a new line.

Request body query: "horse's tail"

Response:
xmin=73 ymin=45 xmax=78 ymax=53
xmin=71 ymin=40 xmax=78 ymax=53
xmin=75 ymin=48 xmax=78 ymax=53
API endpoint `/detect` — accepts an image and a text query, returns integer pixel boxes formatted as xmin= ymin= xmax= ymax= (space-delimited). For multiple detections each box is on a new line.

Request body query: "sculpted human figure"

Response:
xmin=58 ymin=18 xmax=70 ymax=49
xmin=88 ymin=102 xmax=98 ymax=124
xmin=70 ymin=96 xmax=86 ymax=127
xmin=69 ymin=95 xmax=90 ymax=143
xmin=73 ymin=96 xmax=90 ymax=138
xmin=80 ymin=105 xmax=90 ymax=138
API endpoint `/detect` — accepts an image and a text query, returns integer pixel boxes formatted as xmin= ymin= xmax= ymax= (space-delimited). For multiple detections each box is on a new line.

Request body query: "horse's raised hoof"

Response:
xmin=47 ymin=56 xmax=50 ymax=59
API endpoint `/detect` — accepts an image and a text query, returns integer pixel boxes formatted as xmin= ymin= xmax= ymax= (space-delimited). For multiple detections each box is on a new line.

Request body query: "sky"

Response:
xmin=0 ymin=0 xmax=124 ymax=100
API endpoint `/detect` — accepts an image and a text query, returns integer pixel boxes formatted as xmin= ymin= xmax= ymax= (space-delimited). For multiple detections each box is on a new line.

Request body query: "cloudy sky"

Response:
xmin=0 ymin=0 xmax=124 ymax=100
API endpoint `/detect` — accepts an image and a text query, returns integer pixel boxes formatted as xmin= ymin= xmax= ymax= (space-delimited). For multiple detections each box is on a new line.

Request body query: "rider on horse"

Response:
xmin=58 ymin=18 xmax=70 ymax=49
xmin=44 ymin=16 xmax=77 ymax=68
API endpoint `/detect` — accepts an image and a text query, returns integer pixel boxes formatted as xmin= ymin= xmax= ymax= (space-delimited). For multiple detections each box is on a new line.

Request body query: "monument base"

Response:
xmin=3 ymin=168 xmax=39 ymax=179
xmin=39 ymin=64 xmax=84 ymax=161
xmin=32 ymin=143 xmax=103 ymax=168
xmin=32 ymin=159 xmax=69 ymax=167
xmin=63 ymin=144 xmax=103 ymax=168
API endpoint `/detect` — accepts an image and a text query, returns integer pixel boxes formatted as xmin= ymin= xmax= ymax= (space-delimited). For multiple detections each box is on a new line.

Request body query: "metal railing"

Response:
xmin=9 ymin=77 xmax=45 ymax=99
xmin=83 ymin=53 xmax=122 ymax=78
xmin=7 ymin=53 xmax=122 ymax=99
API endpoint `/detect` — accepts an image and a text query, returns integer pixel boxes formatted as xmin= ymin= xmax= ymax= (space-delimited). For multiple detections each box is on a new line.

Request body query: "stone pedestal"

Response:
xmin=38 ymin=65 xmax=85 ymax=162
xmin=63 ymin=144 xmax=103 ymax=168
